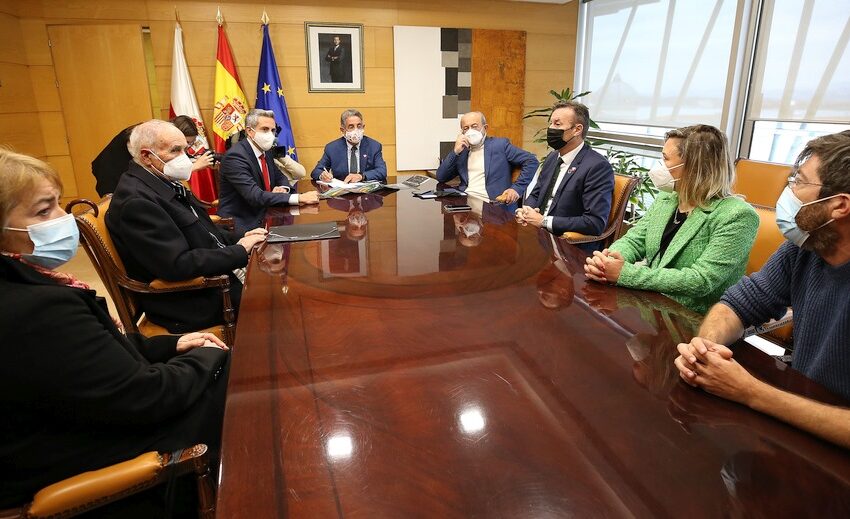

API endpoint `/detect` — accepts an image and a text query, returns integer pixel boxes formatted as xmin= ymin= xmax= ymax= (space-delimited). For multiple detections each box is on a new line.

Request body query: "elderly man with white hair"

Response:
xmin=106 ymin=119 xmax=268 ymax=334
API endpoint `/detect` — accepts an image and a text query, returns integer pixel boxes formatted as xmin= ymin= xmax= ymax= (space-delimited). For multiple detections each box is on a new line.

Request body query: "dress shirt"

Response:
xmin=250 ymin=139 xmax=298 ymax=204
xmin=464 ymin=143 xmax=487 ymax=199
xmin=544 ymin=142 xmax=584 ymax=232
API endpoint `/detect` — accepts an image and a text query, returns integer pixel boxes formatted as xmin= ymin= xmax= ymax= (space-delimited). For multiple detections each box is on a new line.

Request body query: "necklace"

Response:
xmin=673 ymin=209 xmax=689 ymax=224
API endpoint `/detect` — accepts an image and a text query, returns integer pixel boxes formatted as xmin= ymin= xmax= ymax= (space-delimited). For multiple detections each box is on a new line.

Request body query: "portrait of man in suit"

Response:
xmin=323 ymin=34 xmax=351 ymax=83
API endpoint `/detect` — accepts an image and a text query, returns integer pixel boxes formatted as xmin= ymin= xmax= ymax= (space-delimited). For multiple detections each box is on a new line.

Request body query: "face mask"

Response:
xmin=775 ymin=186 xmax=840 ymax=247
xmin=251 ymin=129 xmax=276 ymax=151
xmin=146 ymin=150 xmax=193 ymax=181
xmin=4 ymin=213 xmax=79 ymax=269
xmin=460 ymin=220 xmax=482 ymax=238
xmin=349 ymin=213 xmax=368 ymax=227
xmin=648 ymin=161 xmax=684 ymax=192
xmin=465 ymin=129 xmax=485 ymax=147
xmin=345 ymin=128 xmax=364 ymax=145
xmin=547 ymin=126 xmax=575 ymax=150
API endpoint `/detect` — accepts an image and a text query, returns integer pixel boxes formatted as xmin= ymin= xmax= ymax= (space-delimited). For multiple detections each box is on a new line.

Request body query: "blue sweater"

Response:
xmin=721 ymin=241 xmax=850 ymax=400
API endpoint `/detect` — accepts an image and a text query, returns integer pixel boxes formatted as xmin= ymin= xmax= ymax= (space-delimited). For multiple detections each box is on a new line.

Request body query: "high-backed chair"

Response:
xmin=742 ymin=202 xmax=793 ymax=348
xmin=562 ymin=173 xmax=640 ymax=248
xmin=0 ymin=445 xmax=214 ymax=519
xmin=66 ymin=197 xmax=236 ymax=346
xmin=733 ymin=158 xmax=790 ymax=207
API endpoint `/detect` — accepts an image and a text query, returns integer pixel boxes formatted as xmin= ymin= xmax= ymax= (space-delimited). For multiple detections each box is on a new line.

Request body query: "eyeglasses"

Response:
xmin=787 ymin=175 xmax=824 ymax=189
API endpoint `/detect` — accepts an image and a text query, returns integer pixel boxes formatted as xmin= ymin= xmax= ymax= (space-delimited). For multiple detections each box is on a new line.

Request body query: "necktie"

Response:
xmin=169 ymin=181 xmax=189 ymax=203
xmin=540 ymin=157 xmax=565 ymax=211
xmin=259 ymin=154 xmax=271 ymax=191
xmin=350 ymin=145 xmax=359 ymax=174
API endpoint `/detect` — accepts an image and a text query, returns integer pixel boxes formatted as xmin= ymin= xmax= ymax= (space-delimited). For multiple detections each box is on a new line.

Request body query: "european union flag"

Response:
xmin=256 ymin=24 xmax=297 ymax=160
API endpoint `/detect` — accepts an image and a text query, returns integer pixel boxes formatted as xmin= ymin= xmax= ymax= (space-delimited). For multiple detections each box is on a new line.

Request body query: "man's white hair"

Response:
xmin=127 ymin=120 xmax=178 ymax=164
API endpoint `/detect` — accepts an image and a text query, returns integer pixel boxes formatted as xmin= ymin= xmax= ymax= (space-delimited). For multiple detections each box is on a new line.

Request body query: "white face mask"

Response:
xmin=4 ymin=213 xmax=79 ymax=269
xmin=251 ymin=129 xmax=276 ymax=151
xmin=345 ymin=128 xmax=364 ymax=145
xmin=146 ymin=149 xmax=193 ymax=181
xmin=465 ymin=129 xmax=485 ymax=147
xmin=648 ymin=161 xmax=684 ymax=192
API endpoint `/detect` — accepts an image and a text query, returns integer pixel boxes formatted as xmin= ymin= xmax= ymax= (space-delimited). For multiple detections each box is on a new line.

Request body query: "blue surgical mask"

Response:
xmin=4 ymin=213 xmax=79 ymax=268
xmin=775 ymin=186 xmax=839 ymax=247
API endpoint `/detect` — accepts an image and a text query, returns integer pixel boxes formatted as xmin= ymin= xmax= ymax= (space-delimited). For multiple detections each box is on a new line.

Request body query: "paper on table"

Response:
xmin=318 ymin=178 xmax=377 ymax=189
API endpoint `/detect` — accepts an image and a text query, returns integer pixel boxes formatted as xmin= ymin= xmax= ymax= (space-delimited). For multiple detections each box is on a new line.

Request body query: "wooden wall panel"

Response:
xmin=471 ymin=30 xmax=526 ymax=148
xmin=48 ymin=155 xmax=79 ymax=200
xmin=0 ymin=63 xmax=39 ymax=113
xmin=0 ymin=113 xmax=46 ymax=157
xmin=28 ymin=66 xmax=62 ymax=112
xmin=0 ymin=13 xmax=26 ymax=64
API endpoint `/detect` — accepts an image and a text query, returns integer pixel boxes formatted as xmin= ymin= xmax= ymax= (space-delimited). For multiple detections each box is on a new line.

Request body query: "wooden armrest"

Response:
xmin=26 ymin=446 xmax=210 ymax=519
xmin=562 ymin=227 xmax=615 ymax=244
xmin=148 ymin=275 xmax=229 ymax=292
xmin=28 ymin=452 xmax=162 ymax=518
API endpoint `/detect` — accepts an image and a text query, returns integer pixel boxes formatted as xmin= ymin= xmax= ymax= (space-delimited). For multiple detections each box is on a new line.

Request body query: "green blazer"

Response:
xmin=609 ymin=192 xmax=759 ymax=314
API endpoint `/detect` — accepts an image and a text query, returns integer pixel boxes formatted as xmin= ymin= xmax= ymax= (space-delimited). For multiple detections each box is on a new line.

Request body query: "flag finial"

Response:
xmin=216 ymin=7 xmax=223 ymax=26
xmin=174 ymin=6 xmax=180 ymax=23
xmin=261 ymin=10 xmax=269 ymax=25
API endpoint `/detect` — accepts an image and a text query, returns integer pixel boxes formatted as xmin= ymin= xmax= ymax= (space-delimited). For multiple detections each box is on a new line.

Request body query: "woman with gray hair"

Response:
xmin=585 ymin=124 xmax=759 ymax=314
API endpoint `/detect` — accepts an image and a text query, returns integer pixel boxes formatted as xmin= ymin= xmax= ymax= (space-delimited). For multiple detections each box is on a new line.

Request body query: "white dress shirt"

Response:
xmin=543 ymin=142 xmax=584 ymax=232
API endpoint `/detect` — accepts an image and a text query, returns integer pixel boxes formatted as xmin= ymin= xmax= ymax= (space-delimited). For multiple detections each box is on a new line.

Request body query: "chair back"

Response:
xmin=746 ymin=203 xmax=785 ymax=276
xmin=66 ymin=197 xmax=144 ymax=334
xmin=734 ymin=158 xmax=790 ymax=207
xmin=606 ymin=174 xmax=641 ymax=245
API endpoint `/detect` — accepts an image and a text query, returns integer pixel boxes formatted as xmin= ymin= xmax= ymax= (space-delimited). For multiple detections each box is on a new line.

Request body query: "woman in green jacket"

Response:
xmin=584 ymin=124 xmax=759 ymax=314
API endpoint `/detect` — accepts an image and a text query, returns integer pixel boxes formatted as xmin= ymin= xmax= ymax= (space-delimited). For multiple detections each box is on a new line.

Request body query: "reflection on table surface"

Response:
xmin=218 ymin=177 xmax=850 ymax=518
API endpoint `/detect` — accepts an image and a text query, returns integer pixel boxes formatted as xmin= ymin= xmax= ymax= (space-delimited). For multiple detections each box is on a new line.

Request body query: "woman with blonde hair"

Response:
xmin=0 ymin=148 xmax=229 ymax=512
xmin=585 ymin=124 xmax=759 ymax=314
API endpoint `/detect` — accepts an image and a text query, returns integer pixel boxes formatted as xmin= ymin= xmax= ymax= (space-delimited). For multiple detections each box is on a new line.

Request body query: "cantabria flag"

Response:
xmin=213 ymin=18 xmax=248 ymax=153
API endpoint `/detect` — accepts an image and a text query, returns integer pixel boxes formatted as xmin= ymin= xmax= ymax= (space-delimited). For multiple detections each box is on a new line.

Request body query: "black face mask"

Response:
xmin=547 ymin=126 xmax=576 ymax=150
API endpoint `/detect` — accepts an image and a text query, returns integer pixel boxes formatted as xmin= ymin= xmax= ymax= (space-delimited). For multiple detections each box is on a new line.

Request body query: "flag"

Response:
xmin=212 ymin=18 xmax=248 ymax=153
xmin=255 ymin=23 xmax=298 ymax=160
xmin=170 ymin=21 xmax=217 ymax=202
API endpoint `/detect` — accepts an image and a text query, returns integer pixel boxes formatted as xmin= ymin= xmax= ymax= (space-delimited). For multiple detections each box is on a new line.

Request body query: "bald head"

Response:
xmin=460 ymin=112 xmax=487 ymax=133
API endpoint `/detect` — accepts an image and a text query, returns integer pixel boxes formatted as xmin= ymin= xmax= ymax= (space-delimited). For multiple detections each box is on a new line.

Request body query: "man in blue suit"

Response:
xmin=518 ymin=100 xmax=614 ymax=241
xmin=436 ymin=111 xmax=539 ymax=204
xmin=311 ymin=109 xmax=388 ymax=183
xmin=219 ymin=109 xmax=319 ymax=233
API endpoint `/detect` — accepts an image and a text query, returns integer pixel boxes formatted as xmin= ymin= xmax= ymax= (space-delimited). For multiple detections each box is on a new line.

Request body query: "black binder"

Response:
xmin=267 ymin=222 xmax=341 ymax=243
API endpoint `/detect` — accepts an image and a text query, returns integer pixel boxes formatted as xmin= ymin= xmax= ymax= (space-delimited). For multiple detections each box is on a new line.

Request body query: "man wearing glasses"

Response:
xmin=219 ymin=109 xmax=319 ymax=233
xmin=675 ymin=132 xmax=850 ymax=448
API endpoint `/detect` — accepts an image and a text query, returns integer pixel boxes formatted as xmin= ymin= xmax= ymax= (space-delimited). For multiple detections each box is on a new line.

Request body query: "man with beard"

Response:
xmin=674 ymin=132 xmax=850 ymax=448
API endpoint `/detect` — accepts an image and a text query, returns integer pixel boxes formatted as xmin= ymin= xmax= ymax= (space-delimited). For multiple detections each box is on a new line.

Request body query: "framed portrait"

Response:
xmin=305 ymin=22 xmax=364 ymax=92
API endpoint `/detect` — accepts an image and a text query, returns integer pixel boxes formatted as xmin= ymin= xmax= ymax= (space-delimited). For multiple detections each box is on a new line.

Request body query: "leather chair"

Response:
xmin=562 ymin=173 xmax=640 ymax=248
xmin=0 ymin=445 xmax=214 ymax=519
xmin=733 ymin=158 xmax=790 ymax=207
xmin=65 ymin=197 xmax=236 ymax=346
xmin=742 ymin=203 xmax=793 ymax=347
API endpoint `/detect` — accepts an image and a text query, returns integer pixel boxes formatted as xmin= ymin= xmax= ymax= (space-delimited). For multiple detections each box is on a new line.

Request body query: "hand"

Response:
xmin=676 ymin=348 xmax=760 ymax=406
xmin=238 ymin=232 xmax=267 ymax=252
xmin=344 ymin=173 xmax=365 ymax=183
xmin=320 ymin=169 xmax=333 ymax=182
xmin=272 ymin=185 xmax=290 ymax=193
xmin=191 ymin=151 xmax=214 ymax=171
xmin=496 ymin=188 xmax=520 ymax=204
xmin=519 ymin=206 xmax=544 ymax=228
xmin=244 ymin=228 xmax=268 ymax=237
xmin=176 ymin=332 xmax=229 ymax=352
xmin=299 ymin=191 xmax=320 ymax=205
xmin=453 ymin=134 xmax=470 ymax=155
xmin=597 ymin=250 xmax=625 ymax=283
xmin=298 ymin=204 xmax=319 ymax=215
xmin=674 ymin=337 xmax=734 ymax=385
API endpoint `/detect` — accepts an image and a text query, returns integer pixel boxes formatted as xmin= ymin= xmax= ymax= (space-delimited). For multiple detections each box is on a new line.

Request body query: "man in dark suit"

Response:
xmin=436 ymin=111 xmax=539 ymax=204
xmin=325 ymin=35 xmax=347 ymax=83
xmin=106 ymin=120 xmax=268 ymax=333
xmin=311 ymin=109 xmax=388 ymax=183
xmin=218 ymin=109 xmax=319 ymax=233
xmin=518 ymin=100 xmax=614 ymax=242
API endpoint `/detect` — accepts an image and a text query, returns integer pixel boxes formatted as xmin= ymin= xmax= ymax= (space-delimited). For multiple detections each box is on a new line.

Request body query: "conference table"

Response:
xmin=217 ymin=176 xmax=850 ymax=517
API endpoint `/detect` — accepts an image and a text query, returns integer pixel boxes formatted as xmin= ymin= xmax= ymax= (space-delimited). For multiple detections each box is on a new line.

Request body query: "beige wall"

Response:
xmin=2 ymin=0 xmax=576 ymax=201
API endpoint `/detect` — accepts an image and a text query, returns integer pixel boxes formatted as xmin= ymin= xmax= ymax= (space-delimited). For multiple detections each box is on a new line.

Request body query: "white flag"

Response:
xmin=170 ymin=22 xmax=210 ymax=155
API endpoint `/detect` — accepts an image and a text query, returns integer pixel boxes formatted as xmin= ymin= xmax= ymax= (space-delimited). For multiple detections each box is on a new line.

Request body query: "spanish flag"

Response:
xmin=212 ymin=17 xmax=248 ymax=153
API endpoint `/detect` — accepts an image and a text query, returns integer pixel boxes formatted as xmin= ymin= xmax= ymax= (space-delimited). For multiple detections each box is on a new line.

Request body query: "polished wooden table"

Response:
xmin=217 ymin=181 xmax=850 ymax=518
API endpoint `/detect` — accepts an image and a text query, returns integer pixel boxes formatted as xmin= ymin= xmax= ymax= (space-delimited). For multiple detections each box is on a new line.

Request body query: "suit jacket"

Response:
xmin=310 ymin=136 xmax=387 ymax=182
xmin=219 ymin=138 xmax=295 ymax=233
xmin=609 ymin=192 xmax=759 ymax=314
xmin=325 ymin=44 xmax=347 ymax=81
xmin=106 ymin=162 xmax=248 ymax=333
xmin=435 ymin=137 xmax=540 ymax=199
xmin=0 ymin=256 xmax=228 ymax=508
xmin=526 ymin=145 xmax=614 ymax=236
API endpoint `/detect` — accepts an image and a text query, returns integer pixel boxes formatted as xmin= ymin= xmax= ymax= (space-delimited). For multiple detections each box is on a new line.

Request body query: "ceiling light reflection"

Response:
xmin=326 ymin=434 xmax=353 ymax=459
xmin=459 ymin=407 xmax=486 ymax=434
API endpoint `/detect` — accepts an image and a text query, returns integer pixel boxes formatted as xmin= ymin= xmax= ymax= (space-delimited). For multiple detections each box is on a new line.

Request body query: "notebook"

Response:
xmin=267 ymin=222 xmax=341 ymax=243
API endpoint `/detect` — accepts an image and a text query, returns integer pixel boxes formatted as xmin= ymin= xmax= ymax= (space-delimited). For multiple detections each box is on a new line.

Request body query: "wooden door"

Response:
xmin=48 ymin=24 xmax=153 ymax=201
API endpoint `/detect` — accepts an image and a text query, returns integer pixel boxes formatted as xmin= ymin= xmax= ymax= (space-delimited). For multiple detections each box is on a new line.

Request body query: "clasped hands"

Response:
xmin=583 ymin=248 xmax=625 ymax=284
xmin=673 ymin=337 xmax=758 ymax=406
xmin=514 ymin=206 xmax=544 ymax=228
xmin=319 ymin=168 xmax=365 ymax=185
